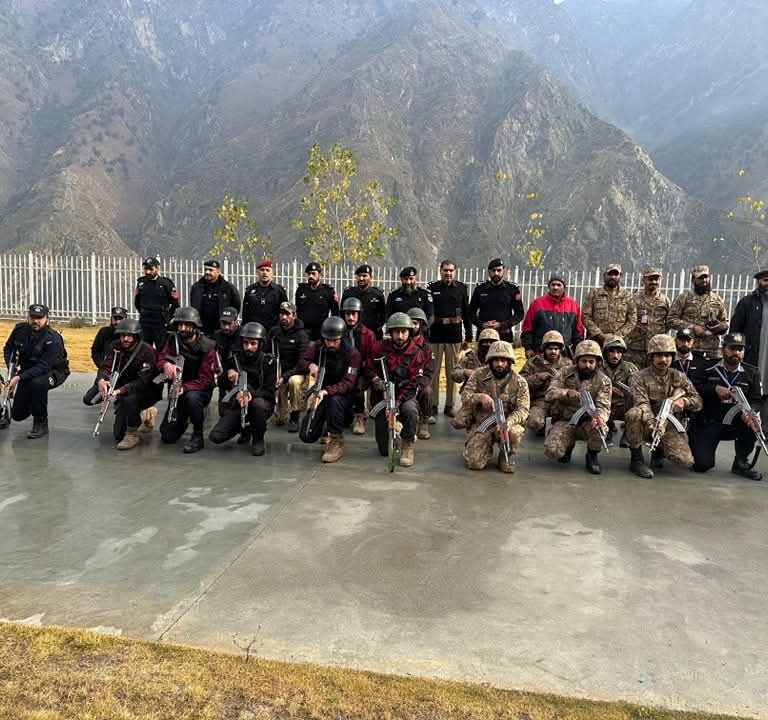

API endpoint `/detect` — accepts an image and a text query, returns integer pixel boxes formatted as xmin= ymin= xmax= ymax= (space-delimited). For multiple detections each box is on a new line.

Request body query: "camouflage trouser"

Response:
xmin=526 ymin=398 xmax=548 ymax=431
xmin=464 ymin=422 xmax=525 ymax=470
xmin=609 ymin=401 xmax=627 ymax=423
xmin=624 ymin=407 xmax=694 ymax=467
xmin=544 ymin=420 xmax=603 ymax=458
xmin=275 ymin=374 xmax=310 ymax=421
xmin=624 ymin=349 xmax=647 ymax=369
xmin=452 ymin=392 xmax=474 ymax=428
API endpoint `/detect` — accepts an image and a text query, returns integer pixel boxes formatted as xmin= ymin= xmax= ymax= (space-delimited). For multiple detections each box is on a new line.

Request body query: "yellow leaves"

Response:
xmin=727 ymin=211 xmax=734 ymax=219
xmin=495 ymin=170 xmax=507 ymax=181
xmin=526 ymin=192 xmax=539 ymax=200
xmin=738 ymin=169 xmax=746 ymax=176
xmin=209 ymin=191 xmax=271 ymax=261
xmin=529 ymin=212 xmax=543 ymax=221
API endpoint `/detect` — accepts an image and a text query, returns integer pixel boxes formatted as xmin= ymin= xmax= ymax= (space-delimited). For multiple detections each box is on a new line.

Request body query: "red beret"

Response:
xmin=256 ymin=259 xmax=273 ymax=269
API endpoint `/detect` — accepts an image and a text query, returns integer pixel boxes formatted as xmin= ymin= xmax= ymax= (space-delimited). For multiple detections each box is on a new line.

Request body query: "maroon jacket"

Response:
xmin=348 ymin=323 xmax=377 ymax=377
xmin=412 ymin=334 xmax=434 ymax=384
xmin=98 ymin=340 xmax=156 ymax=396
xmin=369 ymin=338 xmax=429 ymax=405
xmin=155 ymin=333 xmax=217 ymax=394
xmin=295 ymin=338 xmax=361 ymax=397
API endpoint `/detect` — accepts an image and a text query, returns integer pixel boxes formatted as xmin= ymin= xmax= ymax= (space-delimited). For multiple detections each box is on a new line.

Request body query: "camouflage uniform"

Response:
xmin=451 ymin=328 xmax=499 ymax=429
xmin=582 ymin=286 xmax=636 ymax=341
xmin=462 ymin=345 xmax=529 ymax=472
xmin=519 ymin=354 xmax=572 ymax=431
xmin=603 ymin=359 xmax=638 ymax=422
xmin=544 ymin=365 xmax=612 ymax=457
xmin=625 ymin=289 xmax=671 ymax=368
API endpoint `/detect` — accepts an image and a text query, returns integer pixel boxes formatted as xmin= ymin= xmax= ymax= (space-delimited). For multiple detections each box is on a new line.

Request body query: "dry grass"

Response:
xmin=0 ymin=623 xmax=743 ymax=720
xmin=0 ymin=319 xmax=100 ymax=373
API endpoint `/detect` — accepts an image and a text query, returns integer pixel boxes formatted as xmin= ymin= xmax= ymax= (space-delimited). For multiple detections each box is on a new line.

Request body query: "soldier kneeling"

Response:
xmin=462 ymin=341 xmax=529 ymax=473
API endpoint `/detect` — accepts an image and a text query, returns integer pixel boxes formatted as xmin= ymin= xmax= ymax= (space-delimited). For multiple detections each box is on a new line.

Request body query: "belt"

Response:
xmin=438 ymin=316 xmax=462 ymax=325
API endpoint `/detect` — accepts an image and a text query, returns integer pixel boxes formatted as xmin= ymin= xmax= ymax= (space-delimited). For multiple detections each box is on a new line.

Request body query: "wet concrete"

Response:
xmin=1 ymin=373 xmax=767 ymax=717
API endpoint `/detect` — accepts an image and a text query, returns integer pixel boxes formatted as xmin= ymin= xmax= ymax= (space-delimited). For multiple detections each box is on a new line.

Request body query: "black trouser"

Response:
xmin=375 ymin=397 xmax=418 ymax=454
xmin=113 ymin=385 xmax=163 ymax=442
xmin=689 ymin=418 xmax=756 ymax=471
xmin=82 ymin=380 xmax=100 ymax=406
xmin=160 ymin=389 xmax=212 ymax=443
xmin=11 ymin=375 xmax=51 ymax=420
xmin=352 ymin=378 xmax=370 ymax=415
xmin=417 ymin=385 xmax=432 ymax=419
xmin=209 ymin=399 xmax=272 ymax=444
xmin=140 ymin=318 xmax=168 ymax=349
xmin=300 ymin=394 xmax=350 ymax=443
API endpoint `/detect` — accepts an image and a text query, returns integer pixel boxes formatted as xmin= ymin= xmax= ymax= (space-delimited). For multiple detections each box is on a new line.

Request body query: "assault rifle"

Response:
xmin=370 ymin=357 xmax=400 ymax=472
xmin=614 ymin=380 xmax=634 ymax=409
xmin=222 ymin=356 xmax=250 ymax=431
xmin=303 ymin=349 xmax=326 ymax=434
xmin=476 ymin=378 xmax=510 ymax=465
xmin=0 ymin=348 xmax=19 ymax=428
xmin=647 ymin=392 xmax=686 ymax=452
xmin=272 ymin=341 xmax=282 ymax=390
xmin=570 ymin=387 xmax=611 ymax=451
xmin=93 ymin=351 xmax=121 ymax=437
xmin=154 ymin=355 xmax=185 ymax=423
xmin=722 ymin=384 xmax=768 ymax=465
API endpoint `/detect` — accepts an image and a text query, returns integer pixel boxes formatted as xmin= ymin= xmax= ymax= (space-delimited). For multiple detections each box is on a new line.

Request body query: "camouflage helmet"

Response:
xmin=647 ymin=333 xmax=676 ymax=355
xmin=407 ymin=307 xmax=428 ymax=325
xmin=573 ymin=340 xmax=602 ymax=360
xmin=486 ymin=340 xmax=515 ymax=362
xmin=477 ymin=328 xmax=500 ymax=343
xmin=386 ymin=312 xmax=412 ymax=332
xmin=602 ymin=335 xmax=627 ymax=353
xmin=541 ymin=330 xmax=564 ymax=348
xmin=171 ymin=306 xmax=202 ymax=329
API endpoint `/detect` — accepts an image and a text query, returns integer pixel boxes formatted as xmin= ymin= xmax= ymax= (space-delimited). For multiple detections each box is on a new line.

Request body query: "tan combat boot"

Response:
xmin=352 ymin=413 xmax=366 ymax=435
xmin=417 ymin=420 xmax=431 ymax=440
xmin=321 ymin=433 xmax=344 ymax=463
xmin=497 ymin=451 xmax=516 ymax=474
xmin=139 ymin=407 xmax=157 ymax=433
xmin=117 ymin=427 xmax=140 ymax=451
xmin=400 ymin=439 xmax=415 ymax=467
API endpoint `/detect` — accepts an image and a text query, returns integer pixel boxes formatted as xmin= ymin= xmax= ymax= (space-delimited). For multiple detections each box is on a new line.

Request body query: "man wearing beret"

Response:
xmin=295 ymin=262 xmax=339 ymax=341
xmin=730 ymin=269 xmax=768 ymax=400
xmin=134 ymin=256 xmax=179 ymax=349
xmin=520 ymin=273 xmax=583 ymax=356
xmin=625 ymin=268 xmax=671 ymax=368
xmin=468 ymin=258 xmax=524 ymax=344
xmin=189 ymin=259 xmax=241 ymax=338
xmin=340 ymin=264 xmax=386 ymax=338
xmin=582 ymin=263 xmax=636 ymax=345
xmin=242 ymin=259 xmax=288 ymax=331
xmin=385 ymin=266 xmax=433 ymax=322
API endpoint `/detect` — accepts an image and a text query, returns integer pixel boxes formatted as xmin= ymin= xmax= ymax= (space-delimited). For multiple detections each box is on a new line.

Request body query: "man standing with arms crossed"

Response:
xmin=134 ymin=256 xmax=179 ymax=349
xmin=625 ymin=267 xmax=670 ymax=368
xmin=469 ymin=258 xmax=524 ymax=343
xmin=582 ymin=263 xmax=636 ymax=345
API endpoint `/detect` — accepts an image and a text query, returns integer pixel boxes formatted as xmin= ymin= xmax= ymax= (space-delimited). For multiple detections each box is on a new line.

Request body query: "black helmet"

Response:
xmin=171 ymin=307 xmax=202 ymax=329
xmin=115 ymin=318 xmax=141 ymax=336
xmin=321 ymin=316 xmax=347 ymax=340
xmin=341 ymin=297 xmax=363 ymax=313
xmin=240 ymin=322 xmax=266 ymax=340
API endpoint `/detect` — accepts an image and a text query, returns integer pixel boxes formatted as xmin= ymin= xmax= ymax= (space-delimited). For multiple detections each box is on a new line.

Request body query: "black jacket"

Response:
xmin=91 ymin=326 xmax=116 ymax=367
xmin=340 ymin=285 xmax=386 ymax=336
xmin=690 ymin=359 xmax=762 ymax=423
xmin=385 ymin=286 xmax=433 ymax=322
xmin=221 ymin=350 xmax=277 ymax=409
xmin=4 ymin=323 xmax=68 ymax=382
xmin=730 ymin=290 xmax=765 ymax=366
xmin=190 ymin=276 xmax=242 ymax=336
xmin=427 ymin=280 xmax=471 ymax=344
xmin=134 ymin=275 xmax=180 ymax=322
xmin=671 ymin=350 xmax=708 ymax=378
xmin=97 ymin=340 xmax=156 ymax=396
xmin=242 ymin=281 xmax=288 ymax=329
xmin=267 ymin=320 xmax=310 ymax=382
xmin=468 ymin=280 xmax=524 ymax=341
xmin=295 ymin=282 xmax=339 ymax=340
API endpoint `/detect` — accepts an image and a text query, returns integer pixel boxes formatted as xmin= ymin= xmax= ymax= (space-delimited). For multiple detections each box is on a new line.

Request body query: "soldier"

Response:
xmin=385 ymin=266 xmax=433 ymax=321
xmin=625 ymin=268 xmax=670 ymax=368
xmin=82 ymin=305 xmax=128 ymax=405
xmin=450 ymin=328 xmax=500 ymax=430
xmin=95 ymin=318 xmax=159 ymax=450
xmin=521 ymin=274 xmax=584 ymax=356
xmin=369 ymin=313 xmax=431 ymax=467
xmin=341 ymin=297 xmax=376 ymax=435
xmin=461 ymin=341 xmax=529 ymax=474
xmin=295 ymin=317 xmax=361 ymax=463
xmin=242 ymin=259 xmax=288 ymax=331
xmin=340 ymin=264 xmax=386 ymax=338
xmin=624 ymin=334 xmax=702 ymax=478
xmin=155 ymin=307 xmax=218 ymax=454
xmin=1 ymin=304 xmax=69 ymax=438
xmin=427 ymin=260 xmax=471 ymax=418
xmin=295 ymin=262 xmax=339 ymax=341
xmin=601 ymin=335 xmax=638 ymax=446
xmin=668 ymin=265 xmax=728 ymax=359
xmin=189 ymin=259 xmax=241 ymax=338
xmin=689 ymin=333 xmax=764 ymax=481
xmin=268 ymin=302 xmax=310 ymax=432
xmin=520 ymin=330 xmax=571 ymax=434
xmin=468 ymin=258 xmax=524 ymax=343
xmin=582 ymin=263 xmax=636 ymax=344
xmin=671 ymin=328 xmax=707 ymax=378
xmin=134 ymin=256 xmax=179 ymax=349
xmin=212 ymin=307 xmax=241 ymax=416
xmin=209 ymin=322 xmax=277 ymax=456
xmin=544 ymin=340 xmax=611 ymax=474
xmin=407 ymin=307 xmax=434 ymax=439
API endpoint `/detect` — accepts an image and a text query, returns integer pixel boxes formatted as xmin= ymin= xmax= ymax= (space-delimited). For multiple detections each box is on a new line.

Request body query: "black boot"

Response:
xmin=0 ymin=410 xmax=9 ymax=429
xmin=732 ymin=456 xmax=762 ymax=481
xmin=585 ymin=450 xmax=602 ymax=475
xmin=287 ymin=411 xmax=300 ymax=433
xmin=619 ymin=430 xmax=630 ymax=448
xmin=183 ymin=432 xmax=204 ymax=454
xmin=237 ymin=427 xmax=251 ymax=445
xmin=650 ymin=448 xmax=664 ymax=469
xmin=27 ymin=417 xmax=48 ymax=439
xmin=251 ymin=435 xmax=266 ymax=456
xmin=605 ymin=421 xmax=616 ymax=447
xmin=558 ymin=445 xmax=574 ymax=463
xmin=629 ymin=447 xmax=654 ymax=478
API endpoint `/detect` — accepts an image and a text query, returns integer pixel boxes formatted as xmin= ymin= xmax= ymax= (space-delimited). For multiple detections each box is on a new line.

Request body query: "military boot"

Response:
xmin=139 ymin=407 xmax=157 ymax=433
xmin=650 ymin=447 xmax=664 ymax=469
xmin=732 ymin=456 xmax=762 ymax=481
xmin=605 ymin=420 xmax=616 ymax=447
xmin=321 ymin=433 xmax=344 ymax=463
xmin=585 ymin=450 xmax=602 ymax=475
xmin=497 ymin=451 xmax=516 ymax=474
xmin=251 ymin=435 xmax=266 ymax=457
xmin=557 ymin=445 xmax=574 ymax=464
xmin=183 ymin=432 xmax=204 ymax=454
xmin=417 ymin=420 xmax=431 ymax=440
xmin=117 ymin=427 xmax=140 ymax=451
xmin=400 ymin=439 xmax=415 ymax=467
xmin=444 ymin=406 xmax=456 ymax=418
xmin=287 ymin=411 xmax=300 ymax=433
xmin=629 ymin=447 xmax=654 ymax=478
xmin=352 ymin=413 xmax=366 ymax=435
xmin=27 ymin=417 xmax=48 ymax=439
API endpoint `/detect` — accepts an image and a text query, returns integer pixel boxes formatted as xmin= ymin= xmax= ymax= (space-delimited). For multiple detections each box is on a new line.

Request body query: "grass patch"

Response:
xmin=0 ymin=623 xmax=744 ymax=720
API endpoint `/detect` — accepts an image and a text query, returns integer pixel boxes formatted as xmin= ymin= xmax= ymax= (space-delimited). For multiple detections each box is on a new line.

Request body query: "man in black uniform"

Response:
xmin=212 ymin=307 xmax=241 ymax=415
xmin=209 ymin=322 xmax=277 ymax=456
xmin=671 ymin=328 xmax=707 ymax=378
xmin=295 ymin=262 xmax=339 ymax=341
xmin=82 ymin=305 xmax=128 ymax=405
xmin=155 ymin=307 xmax=217 ymax=454
xmin=269 ymin=302 xmax=310 ymax=430
xmin=242 ymin=259 xmax=288 ymax=330
xmin=189 ymin=259 xmax=241 ymax=338
xmin=94 ymin=318 xmax=159 ymax=450
xmin=340 ymin=264 xmax=386 ymax=338
xmin=1 ymin=304 xmax=69 ymax=438
xmin=689 ymin=333 xmax=764 ymax=480
xmin=427 ymin=259 xmax=470 ymax=417
xmin=468 ymin=258 xmax=524 ymax=342
xmin=134 ymin=257 xmax=179 ymax=349
xmin=385 ymin=266 xmax=433 ymax=321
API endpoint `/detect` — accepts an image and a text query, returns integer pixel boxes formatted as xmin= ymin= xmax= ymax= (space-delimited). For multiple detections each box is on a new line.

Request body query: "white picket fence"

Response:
xmin=0 ymin=252 xmax=760 ymax=323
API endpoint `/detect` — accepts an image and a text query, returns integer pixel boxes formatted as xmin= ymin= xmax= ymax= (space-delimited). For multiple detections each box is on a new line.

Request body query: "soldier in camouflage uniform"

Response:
xmin=544 ymin=340 xmax=612 ymax=474
xmin=519 ymin=330 xmax=571 ymax=433
xmin=668 ymin=265 xmax=728 ymax=359
xmin=624 ymin=334 xmax=703 ymax=478
xmin=450 ymin=328 xmax=499 ymax=429
xmin=582 ymin=263 xmax=637 ymax=344
xmin=601 ymin=335 xmax=638 ymax=446
xmin=625 ymin=268 xmax=671 ymax=368
xmin=461 ymin=341 xmax=529 ymax=474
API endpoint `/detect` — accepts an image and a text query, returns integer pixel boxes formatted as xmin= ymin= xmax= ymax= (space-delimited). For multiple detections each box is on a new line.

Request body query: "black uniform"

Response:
xmin=242 ymin=281 xmax=288 ymax=330
xmin=672 ymin=351 xmax=707 ymax=378
xmin=689 ymin=359 xmax=763 ymax=472
xmin=189 ymin=276 xmax=241 ymax=337
xmin=3 ymin=323 xmax=69 ymax=422
xmin=340 ymin=285 xmax=387 ymax=337
xmin=295 ymin=282 xmax=339 ymax=341
xmin=729 ymin=290 xmax=766 ymax=367
xmin=82 ymin=324 xmax=119 ymax=405
xmin=134 ymin=275 xmax=179 ymax=348
xmin=468 ymin=279 xmax=524 ymax=342
xmin=385 ymin=286 xmax=433 ymax=322
xmin=267 ymin=320 xmax=310 ymax=384
xmin=426 ymin=280 xmax=471 ymax=344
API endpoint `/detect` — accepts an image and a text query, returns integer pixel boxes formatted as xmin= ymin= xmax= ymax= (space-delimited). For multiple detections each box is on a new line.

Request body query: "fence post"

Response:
xmin=90 ymin=253 xmax=97 ymax=325
xmin=27 ymin=251 xmax=35 ymax=306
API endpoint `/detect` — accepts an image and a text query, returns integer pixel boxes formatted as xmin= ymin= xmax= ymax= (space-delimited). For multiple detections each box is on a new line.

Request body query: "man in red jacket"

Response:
xmin=521 ymin=274 xmax=584 ymax=358
xmin=341 ymin=296 xmax=376 ymax=435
